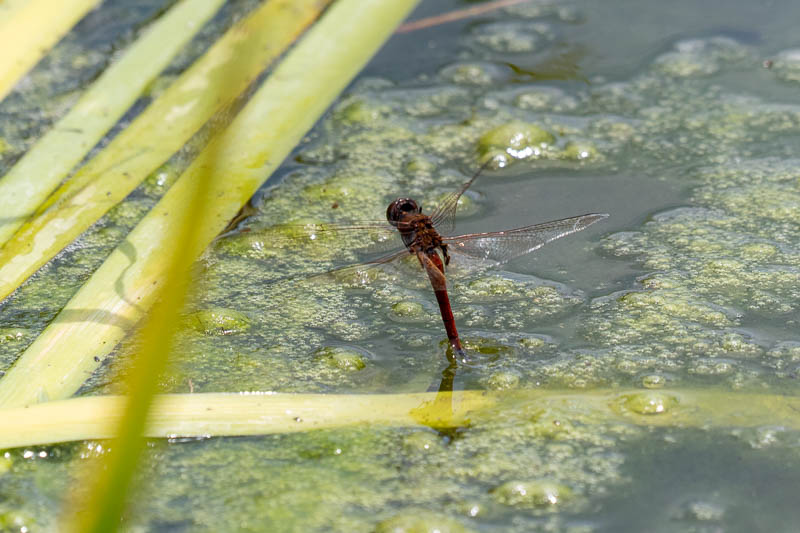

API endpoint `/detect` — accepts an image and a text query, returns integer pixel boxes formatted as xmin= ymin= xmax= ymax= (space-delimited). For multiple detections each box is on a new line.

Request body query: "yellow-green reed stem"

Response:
xmin=0 ymin=0 xmax=34 ymax=23
xmin=0 ymin=0 xmax=421 ymax=409
xmin=0 ymin=0 xmax=101 ymax=102
xmin=0 ymin=0 xmax=226 ymax=246
xmin=65 ymin=91 xmax=218 ymax=533
xmin=66 ymin=0 xmax=422 ymax=527
xmin=0 ymin=389 xmax=798 ymax=449
xmin=0 ymin=0 xmax=331 ymax=302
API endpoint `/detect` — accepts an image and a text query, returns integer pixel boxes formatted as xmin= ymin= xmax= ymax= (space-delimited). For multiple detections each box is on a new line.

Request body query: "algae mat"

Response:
xmin=2 ymin=0 xmax=800 ymax=531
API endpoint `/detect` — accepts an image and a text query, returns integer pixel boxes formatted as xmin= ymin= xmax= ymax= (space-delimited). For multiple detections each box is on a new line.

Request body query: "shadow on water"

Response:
xmin=114 ymin=239 xmax=146 ymax=315
xmin=436 ymin=362 xmax=457 ymax=395
xmin=0 ymin=237 xmax=143 ymax=332
xmin=504 ymin=44 xmax=589 ymax=84
xmin=423 ymin=361 xmax=470 ymax=443
xmin=40 ymin=238 xmax=144 ymax=329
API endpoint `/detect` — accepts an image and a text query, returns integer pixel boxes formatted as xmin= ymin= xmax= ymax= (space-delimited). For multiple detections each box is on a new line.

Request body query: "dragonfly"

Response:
xmin=260 ymin=162 xmax=608 ymax=363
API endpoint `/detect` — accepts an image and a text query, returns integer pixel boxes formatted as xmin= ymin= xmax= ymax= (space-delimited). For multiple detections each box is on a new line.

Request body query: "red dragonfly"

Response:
xmin=266 ymin=163 xmax=607 ymax=363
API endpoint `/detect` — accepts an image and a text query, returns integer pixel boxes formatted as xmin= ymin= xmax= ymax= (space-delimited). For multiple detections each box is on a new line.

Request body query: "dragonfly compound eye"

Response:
xmin=386 ymin=197 xmax=420 ymax=223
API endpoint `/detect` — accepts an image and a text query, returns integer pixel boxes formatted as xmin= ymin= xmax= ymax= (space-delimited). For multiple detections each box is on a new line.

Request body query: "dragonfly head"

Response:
xmin=386 ymin=197 xmax=421 ymax=225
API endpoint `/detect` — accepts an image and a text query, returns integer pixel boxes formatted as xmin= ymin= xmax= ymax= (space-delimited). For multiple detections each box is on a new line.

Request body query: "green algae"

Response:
xmin=0 ymin=454 xmax=10 ymax=476
xmin=514 ymin=87 xmax=580 ymax=113
xmin=595 ymin=156 xmax=800 ymax=388
xmin=0 ymin=509 xmax=35 ymax=532
xmin=464 ymin=275 xmax=518 ymax=298
xmin=0 ymin=329 xmax=25 ymax=344
xmin=471 ymin=20 xmax=554 ymax=54
xmin=641 ymin=374 xmax=667 ymax=389
xmin=768 ymin=49 xmax=800 ymax=83
xmin=486 ymin=370 xmax=520 ymax=390
xmin=652 ymin=37 xmax=753 ymax=78
xmin=517 ymin=336 xmax=546 ymax=351
xmin=184 ymin=308 xmax=251 ymax=335
xmin=0 ymin=1 xmax=624 ymax=530
xmin=477 ymin=121 xmax=556 ymax=166
xmin=401 ymin=430 xmax=442 ymax=453
xmin=459 ymin=336 xmax=516 ymax=358
xmin=140 ymin=163 xmax=181 ymax=198
xmin=299 ymin=171 xmax=389 ymax=211
xmin=491 ymin=479 xmax=573 ymax=508
xmin=528 ymin=408 xmax=579 ymax=441
xmin=617 ymin=391 xmax=679 ymax=415
xmin=4 ymin=0 xmax=800 ymax=531
xmin=390 ymin=300 xmax=427 ymax=320
xmin=375 ymin=510 xmax=470 ymax=533
xmin=314 ymin=345 xmax=368 ymax=371
xmin=561 ymin=140 xmax=598 ymax=161
xmin=333 ymin=97 xmax=391 ymax=125
xmin=440 ymin=62 xmax=502 ymax=86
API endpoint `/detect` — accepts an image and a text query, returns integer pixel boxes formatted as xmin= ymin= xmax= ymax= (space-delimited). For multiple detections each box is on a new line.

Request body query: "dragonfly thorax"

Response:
xmin=400 ymin=214 xmax=443 ymax=254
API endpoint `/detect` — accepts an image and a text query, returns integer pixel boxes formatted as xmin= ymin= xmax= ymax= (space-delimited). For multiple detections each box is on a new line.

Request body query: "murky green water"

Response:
xmin=2 ymin=0 xmax=800 ymax=531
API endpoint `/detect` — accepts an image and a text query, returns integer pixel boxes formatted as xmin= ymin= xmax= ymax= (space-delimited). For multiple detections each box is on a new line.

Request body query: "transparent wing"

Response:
xmin=307 ymin=248 xmax=410 ymax=286
xmin=443 ymin=213 xmax=608 ymax=265
xmin=230 ymin=220 xmax=404 ymax=256
xmin=417 ymin=250 xmax=448 ymax=291
xmin=429 ymin=160 xmax=493 ymax=236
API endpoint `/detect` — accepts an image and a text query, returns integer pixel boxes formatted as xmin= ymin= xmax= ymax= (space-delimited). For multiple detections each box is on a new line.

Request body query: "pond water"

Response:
xmin=2 ymin=0 xmax=800 ymax=531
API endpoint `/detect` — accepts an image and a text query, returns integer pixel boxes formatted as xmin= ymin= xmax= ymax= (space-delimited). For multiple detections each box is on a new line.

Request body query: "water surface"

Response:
xmin=2 ymin=0 xmax=800 ymax=531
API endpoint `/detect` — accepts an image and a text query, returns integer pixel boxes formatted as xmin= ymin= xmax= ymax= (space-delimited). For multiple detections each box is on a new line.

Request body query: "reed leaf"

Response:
xmin=0 ymin=0 xmax=422 ymax=409
xmin=0 ymin=0 xmax=226 ymax=246
xmin=0 ymin=389 xmax=797 ymax=449
xmin=0 ymin=0 xmax=34 ymax=22
xmin=0 ymin=0 xmax=102 ymax=102
xmin=0 ymin=0 xmax=331 ymax=302
xmin=63 ymin=1 xmax=421 ymax=529
xmin=64 ymin=74 xmax=219 ymax=533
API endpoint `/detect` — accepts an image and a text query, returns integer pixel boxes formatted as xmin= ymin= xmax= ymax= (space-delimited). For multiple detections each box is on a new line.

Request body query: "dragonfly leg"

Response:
xmin=441 ymin=243 xmax=451 ymax=266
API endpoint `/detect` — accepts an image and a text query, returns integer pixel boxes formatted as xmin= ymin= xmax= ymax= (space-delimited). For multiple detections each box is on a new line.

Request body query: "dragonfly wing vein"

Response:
xmin=429 ymin=160 xmax=492 ymax=235
xmin=445 ymin=213 xmax=608 ymax=265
